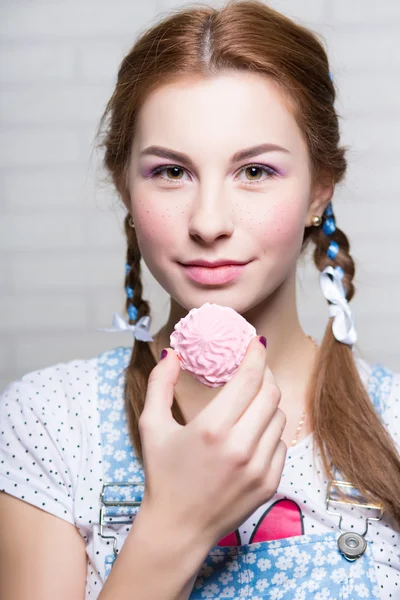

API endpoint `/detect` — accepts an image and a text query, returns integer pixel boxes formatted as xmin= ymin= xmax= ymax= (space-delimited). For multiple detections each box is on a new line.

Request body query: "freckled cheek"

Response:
xmin=245 ymin=202 xmax=305 ymax=249
xmin=134 ymin=201 xmax=182 ymax=250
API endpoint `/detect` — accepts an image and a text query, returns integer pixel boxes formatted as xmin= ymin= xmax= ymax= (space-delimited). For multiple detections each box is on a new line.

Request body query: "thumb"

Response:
xmin=142 ymin=347 xmax=182 ymax=432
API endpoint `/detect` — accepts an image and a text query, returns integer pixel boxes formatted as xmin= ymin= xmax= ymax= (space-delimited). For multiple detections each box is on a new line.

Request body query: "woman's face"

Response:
xmin=126 ymin=71 xmax=328 ymax=314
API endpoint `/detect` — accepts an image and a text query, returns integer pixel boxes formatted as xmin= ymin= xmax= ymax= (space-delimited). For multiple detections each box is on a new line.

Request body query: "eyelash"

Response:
xmin=149 ymin=163 xmax=279 ymax=185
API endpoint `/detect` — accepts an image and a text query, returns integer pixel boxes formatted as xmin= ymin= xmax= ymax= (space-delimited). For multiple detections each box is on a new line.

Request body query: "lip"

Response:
xmin=180 ymin=261 xmax=249 ymax=285
xmin=181 ymin=259 xmax=249 ymax=268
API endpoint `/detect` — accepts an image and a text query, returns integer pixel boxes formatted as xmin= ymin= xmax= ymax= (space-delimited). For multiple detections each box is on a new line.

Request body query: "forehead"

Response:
xmin=133 ymin=72 xmax=306 ymax=159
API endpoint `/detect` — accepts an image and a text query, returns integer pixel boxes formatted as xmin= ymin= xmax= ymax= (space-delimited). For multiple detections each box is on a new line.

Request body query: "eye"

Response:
xmin=236 ymin=164 xmax=278 ymax=184
xmin=150 ymin=165 xmax=189 ymax=184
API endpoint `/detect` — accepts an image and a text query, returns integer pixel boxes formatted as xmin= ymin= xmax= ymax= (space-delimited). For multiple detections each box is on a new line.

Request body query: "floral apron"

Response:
xmin=97 ymin=347 xmax=392 ymax=599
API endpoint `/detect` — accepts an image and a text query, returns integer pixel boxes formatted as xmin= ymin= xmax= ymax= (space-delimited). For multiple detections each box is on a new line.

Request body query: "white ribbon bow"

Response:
xmin=97 ymin=312 xmax=154 ymax=342
xmin=319 ymin=266 xmax=357 ymax=346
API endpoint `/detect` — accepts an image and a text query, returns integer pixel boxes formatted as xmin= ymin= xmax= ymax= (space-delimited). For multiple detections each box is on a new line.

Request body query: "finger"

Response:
xmin=257 ymin=439 xmax=287 ymax=502
xmin=266 ymin=439 xmax=287 ymax=491
xmin=232 ymin=377 xmax=281 ymax=450
xmin=250 ymin=408 xmax=287 ymax=468
xmin=193 ymin=335 xmax=267 ymax=433
xmin=141 ymin=348 xmax=182 ymax=431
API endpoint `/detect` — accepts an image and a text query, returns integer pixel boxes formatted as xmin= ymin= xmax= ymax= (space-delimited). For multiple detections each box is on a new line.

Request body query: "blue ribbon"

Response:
xmin=327 ymin=240 xmax=339 ymax=260
xmin=322 ymin=217 xmax=336 ymax=236
xmin=97 ymin=312 xmax=154 ymax=342
xmin=319 ymin=266 xmax=357 ymax=346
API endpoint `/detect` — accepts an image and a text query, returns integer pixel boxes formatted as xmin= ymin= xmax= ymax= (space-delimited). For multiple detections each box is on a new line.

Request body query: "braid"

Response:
xmin=303 ymin=205 xmax=400 ymax=522
xmin=124 ymin=215 xmax=150 ymax=323
xmin=309 ymin=208 xmax=355 ymax=302
xmin=122 ymin=214 xmax=186 ymax=465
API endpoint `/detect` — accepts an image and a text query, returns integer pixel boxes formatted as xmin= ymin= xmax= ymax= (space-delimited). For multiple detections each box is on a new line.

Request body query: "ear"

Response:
xmin=120 ymin=189 xmax=131 ymax=212
xmin=305 ymin=175 xmax=334 ymax=227
xmin=117 ymin=166 xmax=132 ymax=212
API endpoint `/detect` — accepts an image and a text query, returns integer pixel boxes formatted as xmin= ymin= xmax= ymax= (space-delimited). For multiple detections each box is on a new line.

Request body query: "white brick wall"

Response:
xmin=1 ymin=0 xmax=400 ymax=391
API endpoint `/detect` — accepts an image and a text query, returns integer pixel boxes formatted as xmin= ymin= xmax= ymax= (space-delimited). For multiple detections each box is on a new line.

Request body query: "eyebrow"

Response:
xmin=140 ymin=143 xmax=290 ymax=168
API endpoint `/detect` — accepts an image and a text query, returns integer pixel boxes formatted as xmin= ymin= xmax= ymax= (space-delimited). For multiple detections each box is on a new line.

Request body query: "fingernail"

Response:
xmin=259 ymin=336 xmax=267 ymax=348
xmin=160 ymin=349 xmax=168 ymax=360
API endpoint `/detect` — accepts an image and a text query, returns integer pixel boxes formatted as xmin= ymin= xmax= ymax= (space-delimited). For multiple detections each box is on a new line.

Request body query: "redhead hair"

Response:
xmin=95 ymin=0 xmax=400 ymax=525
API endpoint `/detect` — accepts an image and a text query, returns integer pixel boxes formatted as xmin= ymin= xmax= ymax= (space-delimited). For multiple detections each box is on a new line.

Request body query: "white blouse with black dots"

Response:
xmin=0 ymin=351 xmax=399 ymax=599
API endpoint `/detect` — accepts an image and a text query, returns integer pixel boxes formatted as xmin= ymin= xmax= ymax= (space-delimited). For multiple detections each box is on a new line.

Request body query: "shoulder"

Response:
xmin=0 ymin=345 xmax=133 ymax=456
xmin=0 ymin=353 xmax=100 ymax=477
xmin=0 ymin=353 xmax=98 ymax=423
xmin=1 ymin=345 xmax=132 ymax=414
xmin=0 ymin=346 xmax=132 ymax=523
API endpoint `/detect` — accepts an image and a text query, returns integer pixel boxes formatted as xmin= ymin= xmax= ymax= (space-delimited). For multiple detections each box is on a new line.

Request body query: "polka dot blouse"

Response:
xmin=0 ymin=348 xmax=399 ymax=599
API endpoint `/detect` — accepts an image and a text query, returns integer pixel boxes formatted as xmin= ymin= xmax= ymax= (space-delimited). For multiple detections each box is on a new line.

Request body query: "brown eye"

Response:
xmin=244 ymin=166 xmax=263 ymax=181
xmin=237 ymin=164 xmax=277 ymax=184
xmin=166 ymin=167 xmax=184 ymax=179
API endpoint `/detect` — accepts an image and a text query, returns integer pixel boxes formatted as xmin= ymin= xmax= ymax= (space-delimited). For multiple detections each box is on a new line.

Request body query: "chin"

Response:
xmin=168 ymin=285 xmax=262 ymax=316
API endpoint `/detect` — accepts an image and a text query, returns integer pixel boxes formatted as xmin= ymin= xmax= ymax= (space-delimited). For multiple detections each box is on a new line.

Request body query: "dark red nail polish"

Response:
xmin=259 ymin=336 xmax=267 ymax=348
xmin=160 ymin=349 xmax=168 ymax=359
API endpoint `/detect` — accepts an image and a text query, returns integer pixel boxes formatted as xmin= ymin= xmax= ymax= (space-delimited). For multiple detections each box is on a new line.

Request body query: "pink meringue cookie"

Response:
xmin=170 ymin=302 xmax=257 ymax=387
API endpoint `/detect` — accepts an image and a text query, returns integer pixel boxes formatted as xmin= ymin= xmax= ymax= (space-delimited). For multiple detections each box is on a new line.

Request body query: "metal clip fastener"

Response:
xmin=99 ymin=481 xmax=144 ymax=566
xmin=326 ymin=478 xmax=384 ymax=562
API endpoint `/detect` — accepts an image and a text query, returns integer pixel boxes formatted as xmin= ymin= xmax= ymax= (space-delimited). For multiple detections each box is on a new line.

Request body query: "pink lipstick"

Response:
xmin=179 ymin=259 xmax=249 ymax=285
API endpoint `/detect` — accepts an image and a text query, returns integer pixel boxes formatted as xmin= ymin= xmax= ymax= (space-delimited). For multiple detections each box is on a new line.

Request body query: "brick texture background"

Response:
xmin=1 ymin=0 xmax=399 ymax=390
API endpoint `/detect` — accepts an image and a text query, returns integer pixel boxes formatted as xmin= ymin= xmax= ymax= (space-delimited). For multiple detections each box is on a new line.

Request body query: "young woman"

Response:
xmin=0 ymin=1 xmax=399 ymax=599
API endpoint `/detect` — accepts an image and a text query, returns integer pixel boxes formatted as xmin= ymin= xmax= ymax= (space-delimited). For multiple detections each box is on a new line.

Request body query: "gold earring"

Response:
xmin=128 ymin=216 xmax=135 ymax=228
xmin=311 ymin=215 xmax=322 ymax=227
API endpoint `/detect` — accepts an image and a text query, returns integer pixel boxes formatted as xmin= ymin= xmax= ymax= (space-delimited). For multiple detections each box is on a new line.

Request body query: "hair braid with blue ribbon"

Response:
xmin=124 ymin=215 xmax=150 ymax=325
xmin=96 ymin=215 xmax=153 ymax=341
xmin=315 ymin=202 xmax=355 ymax=302
xmin=309 ymin=202 xmax=357 ymax=346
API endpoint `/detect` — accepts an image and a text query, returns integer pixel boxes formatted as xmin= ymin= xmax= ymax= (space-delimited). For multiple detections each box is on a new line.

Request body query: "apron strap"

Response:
xmin=328 ymin=362 xmax=392 ymax=552
xmin=96 ymin=346 xmax=145 ymax=576
xmin=368 ymin=363 xmax=393 ymax=418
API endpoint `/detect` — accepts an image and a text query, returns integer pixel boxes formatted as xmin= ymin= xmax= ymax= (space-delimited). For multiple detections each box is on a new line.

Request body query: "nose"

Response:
xmin=188 ymin=189 xmax=234 ymax=243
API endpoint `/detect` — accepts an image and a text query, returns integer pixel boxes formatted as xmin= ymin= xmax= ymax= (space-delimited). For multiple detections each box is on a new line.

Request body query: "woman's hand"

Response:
xmin=138 ymin=336 xmax=287 ymax=548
